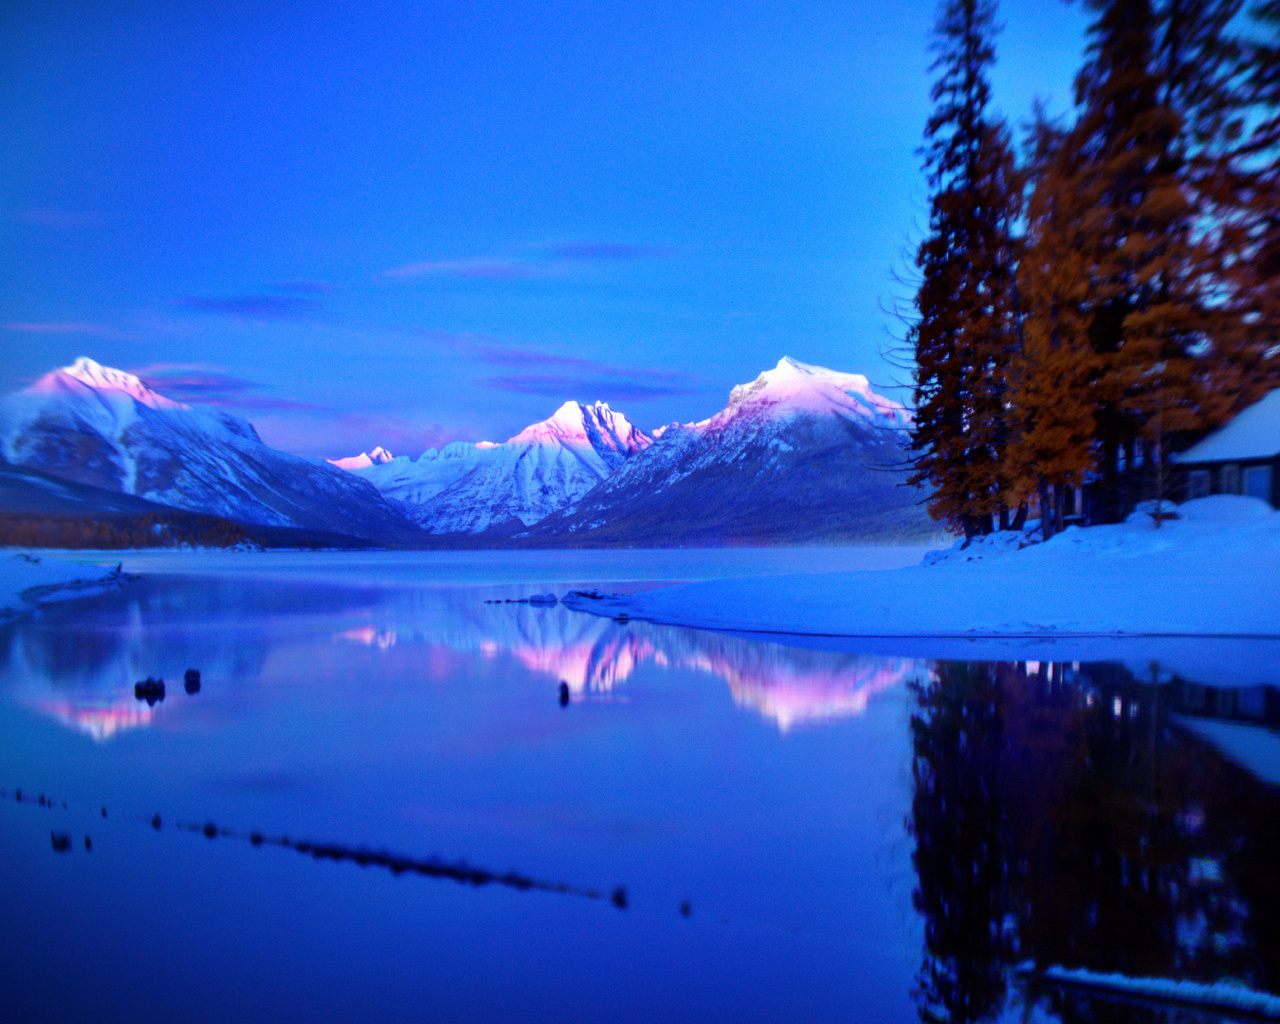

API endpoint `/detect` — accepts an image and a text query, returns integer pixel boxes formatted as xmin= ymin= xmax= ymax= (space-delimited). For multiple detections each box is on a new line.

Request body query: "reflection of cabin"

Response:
xmin=1175 ymin=389 xmax=1280 ymax=508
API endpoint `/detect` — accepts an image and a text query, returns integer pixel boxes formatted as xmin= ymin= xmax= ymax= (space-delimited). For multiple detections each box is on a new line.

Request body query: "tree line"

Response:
xmin=907 ymin=0 xmax=1279 ymax=539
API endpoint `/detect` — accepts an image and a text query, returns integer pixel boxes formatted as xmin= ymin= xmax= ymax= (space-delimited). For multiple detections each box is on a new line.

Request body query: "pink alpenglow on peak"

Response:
xmin=31 ymin=356 xmax=188 ymax=411
xmin=508 ymin=400 xmax=651 ymax=455
xmin=725 ymin=356 xmax=911 ymax=430
xmin=327 ymin=446 xmax=395 ymax=471
xmin=344 ymin=399 xmax=655 ymax=533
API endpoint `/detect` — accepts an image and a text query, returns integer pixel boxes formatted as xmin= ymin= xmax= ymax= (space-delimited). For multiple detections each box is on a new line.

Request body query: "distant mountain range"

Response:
xmin=341 ymin=401 xmax=652 ymax=535
xmin=0 ymin=356 xmax=941 ymax=547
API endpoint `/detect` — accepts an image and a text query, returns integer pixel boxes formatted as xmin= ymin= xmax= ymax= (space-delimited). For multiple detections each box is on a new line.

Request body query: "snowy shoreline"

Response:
xmin=562 ymin=496 xmax=1280 ymax=643
xmin=0 ymin=552 xmax=131 ymax=621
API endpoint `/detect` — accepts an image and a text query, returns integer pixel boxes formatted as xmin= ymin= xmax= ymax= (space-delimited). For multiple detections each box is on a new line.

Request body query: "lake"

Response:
xmin=1 ymin=549 xmax=1277 ymax=1023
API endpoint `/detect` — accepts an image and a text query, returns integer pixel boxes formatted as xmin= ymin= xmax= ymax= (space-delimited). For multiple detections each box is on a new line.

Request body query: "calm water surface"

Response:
xmin=1 ymin=550 xmax=1277 ymax=1023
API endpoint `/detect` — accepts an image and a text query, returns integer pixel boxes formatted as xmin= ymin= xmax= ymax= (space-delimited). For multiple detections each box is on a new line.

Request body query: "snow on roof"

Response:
xmin=1178 ymin=388 xmax=1280 ymax=463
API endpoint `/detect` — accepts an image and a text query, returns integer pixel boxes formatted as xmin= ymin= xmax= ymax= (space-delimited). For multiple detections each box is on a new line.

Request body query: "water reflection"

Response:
xmin=2 ymin=574 xmax=1279 ymax=1023
xmin=1 ymin=578 xmax=923 ymax=738
xmin=910 ymin=660 xmax=1280 ymax=1023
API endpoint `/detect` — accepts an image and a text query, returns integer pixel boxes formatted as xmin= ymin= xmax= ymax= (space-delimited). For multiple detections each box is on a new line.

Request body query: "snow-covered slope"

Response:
xmin=526 ymin=357 xmax=938 ymax=545
xmin=0 ymin=358 xmax=426 ymax=544
xmin=344 ymin=400 xmax=652 ymax=534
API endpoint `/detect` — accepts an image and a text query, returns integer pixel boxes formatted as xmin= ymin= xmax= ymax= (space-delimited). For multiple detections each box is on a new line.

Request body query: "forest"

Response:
xmin=907 ymin=0 xmax=1279 ymax=539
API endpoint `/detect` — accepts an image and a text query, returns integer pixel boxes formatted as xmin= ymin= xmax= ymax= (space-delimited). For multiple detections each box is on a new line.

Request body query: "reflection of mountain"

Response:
xmin=335 ymin=595 xmax=923 ymax=731
xmin=0 ymin=578 xmax=370 ymax=740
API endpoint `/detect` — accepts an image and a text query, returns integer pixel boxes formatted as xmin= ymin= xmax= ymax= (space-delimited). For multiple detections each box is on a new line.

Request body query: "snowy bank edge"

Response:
xmin=561 ymin=498 xmax=1280 ymax=640
xmin=1 ymin=552 xmax=133 ymax=621
xmin=1017 ymin=962 xmax=1280 ymax=1018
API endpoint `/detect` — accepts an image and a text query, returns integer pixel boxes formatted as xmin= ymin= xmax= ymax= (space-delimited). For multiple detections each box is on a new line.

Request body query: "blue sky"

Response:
xmin=1 ymin=0 xmax=1090 ymax=457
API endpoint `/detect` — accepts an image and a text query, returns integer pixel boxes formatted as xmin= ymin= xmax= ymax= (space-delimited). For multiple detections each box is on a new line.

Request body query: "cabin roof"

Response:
xmin=1178 ymin=389 xmax=1280 ymax=464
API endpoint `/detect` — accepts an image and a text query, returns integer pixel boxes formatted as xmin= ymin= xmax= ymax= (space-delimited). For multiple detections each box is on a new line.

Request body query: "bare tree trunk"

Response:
xmin=1039 ymin=479 xmax=1054 ymax=541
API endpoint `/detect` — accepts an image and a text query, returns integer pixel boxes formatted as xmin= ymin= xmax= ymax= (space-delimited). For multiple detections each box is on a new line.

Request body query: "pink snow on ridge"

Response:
xmin=507 ymin=400 xmax=651 ymax=454
xmin=29 ymin=356 xmax=189 ymax=411
xmin=328 ymin=446 xmax=394 ymax=470
xmin=723 ymin=356 xmax=911 ymax=430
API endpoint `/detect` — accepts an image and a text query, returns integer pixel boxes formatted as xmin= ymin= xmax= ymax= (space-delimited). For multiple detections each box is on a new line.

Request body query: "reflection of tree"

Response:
xmin=909 ymin=662 xmax=1013 ymax=1023
xmin=910 ymin=659 xmax=1280 ymax=1023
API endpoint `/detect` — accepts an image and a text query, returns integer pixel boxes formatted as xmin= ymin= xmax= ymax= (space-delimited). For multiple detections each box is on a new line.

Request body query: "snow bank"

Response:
xmin=0 ymin=552 xmax=129 ymax=619
xmin=1020 ymin=962 xmax=1280 ymax=1017
xmin=562 ymin=497 xmax=1280 ymax=640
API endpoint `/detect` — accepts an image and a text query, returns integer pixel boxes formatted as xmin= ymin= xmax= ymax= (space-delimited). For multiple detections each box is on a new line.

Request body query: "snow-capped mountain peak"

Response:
xmin=0 ymin=358 xmax=424 ymax=543
xmin=725 ymin=356 xmax=910 ymax=430
xmin=33 ymin=356 xmax=189 ymax=411
xmin=509 ymin=400 xmax=651 ymax=455
xmin=327 ymin=446 xmax=395 ymax=471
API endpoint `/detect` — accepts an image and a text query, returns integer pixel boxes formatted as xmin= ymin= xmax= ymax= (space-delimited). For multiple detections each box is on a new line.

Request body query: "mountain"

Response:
xmin=328 ymin=446 xmax=394 ymax=471
xmin=342 ymin=400 xmax=652 ymax=534
xmin=0 ymin=358 xmax=427 ymax=545
xmin=521 ymin=357 xmax=940 ymax=545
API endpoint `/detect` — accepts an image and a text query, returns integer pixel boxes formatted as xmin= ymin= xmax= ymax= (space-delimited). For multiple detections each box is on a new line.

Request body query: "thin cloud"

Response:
xmin=405 ymin=331 xmax=707 ymax=398
xmin=2 ymin=320 xmax=147 ymax=342
xmin=384 ymin=241 xmax=674 ymax=280
xmin=176 ymin=295 xmax=323 ymax=319
xmin=129 ymin=362 xmax=327 ymax=412
xmin=483 ymin=374 xmax=704 ymax=400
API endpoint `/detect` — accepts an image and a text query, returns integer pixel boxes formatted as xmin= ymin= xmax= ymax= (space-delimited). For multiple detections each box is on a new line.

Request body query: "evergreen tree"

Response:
xmin=1195 ymin=0 xmax=1280 ymax=423
xmin=908 ymin=0 xmax=1023 ymax=539
xmin=1038 ymin=0 xmax=1213 ymax=521
xmin=1008 ymin=119 xmax=1101 ymax=539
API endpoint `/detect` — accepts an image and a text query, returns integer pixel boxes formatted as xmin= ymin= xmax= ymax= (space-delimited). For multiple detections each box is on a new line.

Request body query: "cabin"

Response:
xmin=1175 ymin=389 xmax=1280 ymax=509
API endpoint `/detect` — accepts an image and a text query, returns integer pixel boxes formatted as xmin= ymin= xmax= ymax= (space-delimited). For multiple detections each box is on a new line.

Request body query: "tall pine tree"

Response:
xmin=1043 ymin=0 xmax=1212 ymax=521
xmin=908 ymin=0 xmax=1023 ymax=539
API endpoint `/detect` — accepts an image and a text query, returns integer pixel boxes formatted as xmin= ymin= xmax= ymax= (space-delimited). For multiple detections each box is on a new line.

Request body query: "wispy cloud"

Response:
xmin=406 ymin=329 xmax=707 ymax=401
xmin=467 ymin=344 xmax=704 ymax=401
xmin=384 ymin=240 xmax=675 ymax=281
xmin=2 ymin=320 xmax=147 ymax=342
xmin=483 ymin=374 xmax=702 ymax=400
xmin=129 ymin=362 xmax=327 ymax=412
xmin=176 ymin=295 xmax=323 ymax=320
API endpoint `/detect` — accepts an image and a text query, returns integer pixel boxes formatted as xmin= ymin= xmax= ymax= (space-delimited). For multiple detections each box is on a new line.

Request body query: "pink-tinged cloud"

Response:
xmin=484 ymin=374 xmax=703 ymax=400
xmin=2 ymin=321 xmax=147 ymax=341
xmin=405 ymin=331 xmax=708 ymax=400
xmin=385 ymin=241 xmax=674 ymax=280
xmin=176 ymin=295 xmax=323 ymax=319
xmin=128 ymin=363 xmax=329 ymax=412
xmin=466 ymin=343 xmax=706 ymax=398
xmin=16 ymin=207 xmax=103 ymax=228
